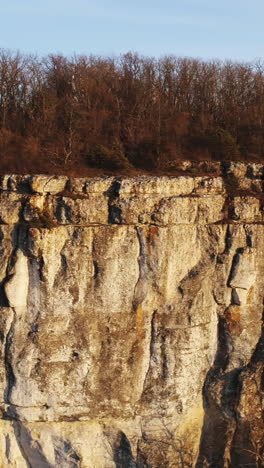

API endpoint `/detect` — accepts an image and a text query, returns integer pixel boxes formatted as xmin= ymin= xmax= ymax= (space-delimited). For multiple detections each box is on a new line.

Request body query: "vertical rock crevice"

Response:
xmin=105 ymin=178 xmax=122 ymax=224
xmin=3 ymin=308 xmax=15 ymax=407
xmin=113 ymin=432 xmax=137 ymax=468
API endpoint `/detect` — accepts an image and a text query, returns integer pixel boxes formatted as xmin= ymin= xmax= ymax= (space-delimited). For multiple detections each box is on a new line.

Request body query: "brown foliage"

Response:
xmin=0 ymin=50 xmax=264 ymax=175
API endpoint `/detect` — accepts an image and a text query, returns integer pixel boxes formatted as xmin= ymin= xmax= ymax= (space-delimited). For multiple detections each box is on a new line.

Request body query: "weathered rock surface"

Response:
xmin=0 ymin=164 xmax=263 ymax=467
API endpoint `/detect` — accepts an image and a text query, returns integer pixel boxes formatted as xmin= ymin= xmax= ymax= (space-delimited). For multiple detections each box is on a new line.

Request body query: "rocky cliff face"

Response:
xmin=0 ymin=163 xmax=263 ymax=467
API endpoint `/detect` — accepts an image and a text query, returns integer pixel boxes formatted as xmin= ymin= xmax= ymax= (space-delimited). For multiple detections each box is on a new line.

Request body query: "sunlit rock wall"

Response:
xmin=0 ymin=164 xmax=263 ymax=467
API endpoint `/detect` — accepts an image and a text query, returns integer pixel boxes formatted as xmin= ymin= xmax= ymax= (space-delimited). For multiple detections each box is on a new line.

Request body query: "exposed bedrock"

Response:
xmin=0 ymin=164 xmax=263 ymax=467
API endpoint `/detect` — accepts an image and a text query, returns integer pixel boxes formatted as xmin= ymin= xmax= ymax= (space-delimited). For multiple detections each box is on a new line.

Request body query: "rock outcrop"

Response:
xmin=0 ymin=163 xmax=263 ymax=467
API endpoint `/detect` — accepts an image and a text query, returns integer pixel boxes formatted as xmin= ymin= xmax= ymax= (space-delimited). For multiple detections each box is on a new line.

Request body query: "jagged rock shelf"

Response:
xmin=0 ymin=163 xmax=263 ymax=467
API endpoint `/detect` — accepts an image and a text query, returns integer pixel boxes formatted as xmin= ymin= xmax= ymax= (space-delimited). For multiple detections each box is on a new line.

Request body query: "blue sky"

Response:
xmin=1 ymin=0 xmax=263 ymax=61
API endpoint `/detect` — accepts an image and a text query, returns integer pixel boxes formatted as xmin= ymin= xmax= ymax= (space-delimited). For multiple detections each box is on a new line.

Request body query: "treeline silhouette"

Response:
xmin=0 ymin=50 xmax=264 ymax=175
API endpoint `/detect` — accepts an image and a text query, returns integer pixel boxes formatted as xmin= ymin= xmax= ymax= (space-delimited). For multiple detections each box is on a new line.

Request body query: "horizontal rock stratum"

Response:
xmin=0 ymin=163 xmax=263 ymax=467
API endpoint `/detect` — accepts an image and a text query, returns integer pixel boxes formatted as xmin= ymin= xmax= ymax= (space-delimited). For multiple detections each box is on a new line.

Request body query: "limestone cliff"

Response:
xmin=0 ymin=163 xmax=263 ymax=467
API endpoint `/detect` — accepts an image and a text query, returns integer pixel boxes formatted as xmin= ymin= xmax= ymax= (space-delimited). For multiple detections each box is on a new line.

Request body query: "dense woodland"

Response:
xmin=1 ymin=50 xmax=264 ymax=175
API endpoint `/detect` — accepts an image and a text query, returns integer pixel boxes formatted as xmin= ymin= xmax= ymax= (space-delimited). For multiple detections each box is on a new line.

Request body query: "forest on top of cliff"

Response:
xmin=0 ymin=50 xmax=264 ymax=175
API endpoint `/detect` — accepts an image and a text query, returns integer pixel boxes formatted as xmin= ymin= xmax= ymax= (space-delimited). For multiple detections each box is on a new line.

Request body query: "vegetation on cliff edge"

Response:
xmin=0 ymin=50 xmax=264 ymax=175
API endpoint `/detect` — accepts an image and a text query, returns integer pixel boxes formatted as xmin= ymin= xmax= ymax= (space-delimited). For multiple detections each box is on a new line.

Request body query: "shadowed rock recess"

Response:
xmin=0 ymin=162 xmax=263 ymax=467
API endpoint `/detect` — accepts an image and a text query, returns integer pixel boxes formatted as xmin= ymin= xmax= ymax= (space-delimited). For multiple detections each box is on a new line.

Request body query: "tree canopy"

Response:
xmin=0 ymin=50 xmax=264 ymax=174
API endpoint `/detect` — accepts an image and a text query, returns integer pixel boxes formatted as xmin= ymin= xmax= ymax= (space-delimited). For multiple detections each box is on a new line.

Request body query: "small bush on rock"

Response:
xmin=86 ymin=145 xmax=131 ymax=170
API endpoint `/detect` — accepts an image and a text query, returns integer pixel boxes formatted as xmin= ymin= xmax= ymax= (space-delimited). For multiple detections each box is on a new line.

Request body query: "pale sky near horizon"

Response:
xmin=1 ymin=0 xmax=263 ymax=61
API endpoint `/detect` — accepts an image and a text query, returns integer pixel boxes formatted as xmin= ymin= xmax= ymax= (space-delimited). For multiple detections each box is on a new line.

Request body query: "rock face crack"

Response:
xmin=12 ymin=421 xmax=51 ymax=468
xmin=113 ymin=432 xmax=137 ymax=468
xmin=196 ymin=315 xmax=240 ymax=467
xmin=104 ymin=178 xmax=122 ymax=224
xmin=224 ymin=225 xmax=233 ymax=254
xmin=132 ymin=227 xmax=149 ymax=311
xmin=141 ymin=309 xmax=157 ymax=393
xmin=55 ymin=197 xmax=72 ymax=223
xmin=3 ymin=308 xmax=15 ymax=406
